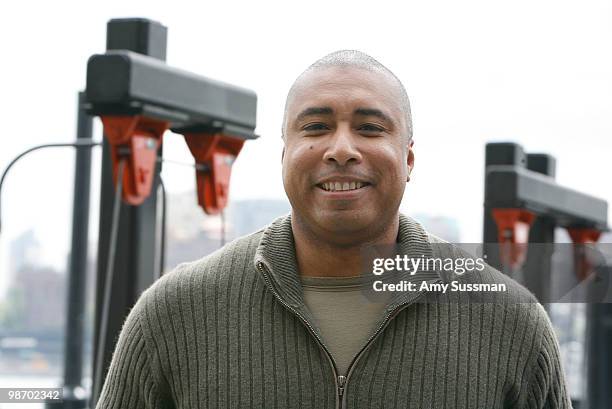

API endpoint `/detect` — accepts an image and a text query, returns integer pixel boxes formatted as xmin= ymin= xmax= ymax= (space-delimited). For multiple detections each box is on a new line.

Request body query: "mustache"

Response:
xmin=314 ymin=170 xmax=375 ymax=184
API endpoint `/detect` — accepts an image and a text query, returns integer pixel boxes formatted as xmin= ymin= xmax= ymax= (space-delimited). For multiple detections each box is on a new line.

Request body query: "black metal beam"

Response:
xmin=482 ymin=142 xmax=608 ymax=296
xmin=484 ymin=166 xmax=608 ymax=230
xmin=85 ymin=51 xmax=257 ymax=139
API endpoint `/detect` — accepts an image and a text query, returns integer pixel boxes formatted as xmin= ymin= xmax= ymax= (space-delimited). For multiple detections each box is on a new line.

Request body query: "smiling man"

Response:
xmin=283 ymin=60 xmax=413 ymax=273
xmin=96 ymin=50 xmax=571 ymax=408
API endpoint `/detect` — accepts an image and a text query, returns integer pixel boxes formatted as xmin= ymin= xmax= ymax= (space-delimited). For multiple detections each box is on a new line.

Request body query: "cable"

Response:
xmin=0 ymin=140 xmax=101 ymax=235
xmin=220 ymin=210 xmax=226 ymax=247
xmin=158 ymin=176 xmax=167 ymax=277
xmin=92 ymin=158 xmax=126 ymax=406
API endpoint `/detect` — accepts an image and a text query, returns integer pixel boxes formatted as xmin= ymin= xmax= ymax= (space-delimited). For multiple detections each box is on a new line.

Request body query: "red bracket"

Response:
xmin=100 ymin=116 xmax=168 ymax=205
xmin=491 ymin=208 xmax=536 ymax=270
xmin=182 ymin=132 xmax=244 ymax=215
xmin=567 ymin=227 xmax=602 ymax=280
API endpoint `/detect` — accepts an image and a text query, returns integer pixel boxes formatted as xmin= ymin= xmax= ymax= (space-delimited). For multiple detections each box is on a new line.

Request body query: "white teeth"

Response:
xmin=321 ymin=181 xmax=367 ymax=191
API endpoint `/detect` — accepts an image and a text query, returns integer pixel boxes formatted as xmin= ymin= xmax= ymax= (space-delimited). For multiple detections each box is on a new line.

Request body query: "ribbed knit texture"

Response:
xmin=96 ymin=214 xmax=571 ymax=408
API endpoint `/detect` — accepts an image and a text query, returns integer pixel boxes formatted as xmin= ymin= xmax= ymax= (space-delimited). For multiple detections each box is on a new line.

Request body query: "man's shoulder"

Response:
xmin=424 ymin=231 xmax=540 ymax=304
xmin=140 ymin=227 xmax=265 ymax=305
xmin=172 ymin=227 xmax=264 ymax=275
xmin=423 ymin=231 xmax=555 ymax=354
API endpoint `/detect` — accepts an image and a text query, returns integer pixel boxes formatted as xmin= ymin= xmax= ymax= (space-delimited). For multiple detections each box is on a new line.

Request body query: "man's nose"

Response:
xmin=322 ymin=127 xmax=362 ymax=166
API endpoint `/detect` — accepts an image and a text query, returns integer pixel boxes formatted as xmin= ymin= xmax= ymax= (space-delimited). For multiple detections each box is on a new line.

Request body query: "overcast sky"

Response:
xmin=1 ymin=0 xmax=611 ymax=279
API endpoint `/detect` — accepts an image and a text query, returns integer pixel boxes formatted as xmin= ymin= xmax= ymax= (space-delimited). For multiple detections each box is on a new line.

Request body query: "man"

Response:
xmin=96 ymin=50 xmax=571 ymax=408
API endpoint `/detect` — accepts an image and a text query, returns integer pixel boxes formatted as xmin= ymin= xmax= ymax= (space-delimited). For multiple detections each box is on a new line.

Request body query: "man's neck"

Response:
xmin=291 ymin=213 xmax=400 ymax=278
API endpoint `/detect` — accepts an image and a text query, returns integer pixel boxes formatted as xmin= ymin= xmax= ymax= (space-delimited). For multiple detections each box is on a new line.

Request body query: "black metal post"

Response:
xmin=585 ymin=292 xmax=612 ymax=409
xmin=482 ymin=142 xmax=527 ymax=271
xmin=46 ymin=92 xmax=93 ymax=409
xmin=91 ymin=18 xmax=167 ymax=408
xmin=523 ymin=153 xmax=556 ymax=306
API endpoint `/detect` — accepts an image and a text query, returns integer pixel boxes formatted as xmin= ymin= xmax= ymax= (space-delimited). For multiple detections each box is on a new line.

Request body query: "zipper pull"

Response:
xmin=337 ymin=375 xmax=346 ymax=397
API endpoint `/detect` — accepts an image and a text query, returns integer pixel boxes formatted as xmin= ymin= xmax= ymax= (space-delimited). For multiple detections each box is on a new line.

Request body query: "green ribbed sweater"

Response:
xmin=96 ymin=214 xmax=571 ymax=408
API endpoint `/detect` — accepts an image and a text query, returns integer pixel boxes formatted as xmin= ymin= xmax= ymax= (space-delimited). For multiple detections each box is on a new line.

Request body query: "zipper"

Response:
xmin=339 ymin=301 xmax=409 ymax=408
xmin=338 ymin=275 xmax=441 ymax=407
xmin=257 ymin=262 xmax=344 ymax=407
xmin=337 ymin=375 xmax=346 ymax=397
xmin=258 ymin=261 xmax=437 ymax=409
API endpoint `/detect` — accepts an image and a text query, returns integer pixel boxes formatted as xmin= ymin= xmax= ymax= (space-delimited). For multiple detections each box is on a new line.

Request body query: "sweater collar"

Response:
xmin=254 ymin=213 xmax=441 ymax=311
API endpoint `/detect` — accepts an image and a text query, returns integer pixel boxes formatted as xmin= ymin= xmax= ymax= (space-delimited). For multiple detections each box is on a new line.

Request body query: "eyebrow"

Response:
xmin=295 ymin=106 xmax=334 ymax=122
xmin=293 ymin=106 xmax=395 ymax=126
xmin=354 ymin=108 xmax=392 ymax=123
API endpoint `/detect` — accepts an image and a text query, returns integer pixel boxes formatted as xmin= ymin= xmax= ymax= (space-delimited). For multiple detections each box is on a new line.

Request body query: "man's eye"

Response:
xmin=358 ymin=124 xmax=385 ymax=133
xmin=303 ymin=123 xmax=329 ymax=131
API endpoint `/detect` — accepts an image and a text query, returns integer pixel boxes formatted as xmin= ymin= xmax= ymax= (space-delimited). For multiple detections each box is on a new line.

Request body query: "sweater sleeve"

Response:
xmin=95 ymin=297 xmax=172 ymax=409
xmin=522 ymin=305 xmax=572 ymax=409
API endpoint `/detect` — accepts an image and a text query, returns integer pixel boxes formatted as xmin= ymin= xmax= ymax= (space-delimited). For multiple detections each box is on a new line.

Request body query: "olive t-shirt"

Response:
xmin=300 ymin=276 xmax=392 ymax=376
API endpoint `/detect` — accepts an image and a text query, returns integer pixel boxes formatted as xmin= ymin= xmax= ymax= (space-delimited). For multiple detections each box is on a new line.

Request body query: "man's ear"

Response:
xmin=407 ymin=139 xmax=415 ymax=180
xmin=407 ymin=140 xmax=415 ymax=170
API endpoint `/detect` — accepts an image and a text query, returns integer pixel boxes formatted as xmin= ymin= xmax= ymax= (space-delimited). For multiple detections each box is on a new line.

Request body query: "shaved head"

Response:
xmin=283 ymin=50 xmax=413 ymax=140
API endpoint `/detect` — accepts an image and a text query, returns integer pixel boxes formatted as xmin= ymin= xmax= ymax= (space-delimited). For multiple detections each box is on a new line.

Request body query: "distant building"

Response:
xmin=6 ymin=230 xmax=42 ymax=288
xmin=228 ymin=199 xmax=291 ymax=238
xmin=164 ymin=191 xmax=217 ymax=271
xmin=165 ymin=230 xmax=221 ymax=272
xmin=6 ymin=265 xmax=65 ymax=332
xmin=163 ymin=193 xmax=290 ymax=272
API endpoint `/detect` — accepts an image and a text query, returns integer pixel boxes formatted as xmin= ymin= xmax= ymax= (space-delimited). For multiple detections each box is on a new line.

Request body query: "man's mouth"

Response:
xmin=317 ymin=181 xmax=370 ymax=192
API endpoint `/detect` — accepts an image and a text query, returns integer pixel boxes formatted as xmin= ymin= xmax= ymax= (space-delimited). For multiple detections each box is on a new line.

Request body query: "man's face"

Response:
xmin=282 ymin=66 xmax=414 ymax=243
